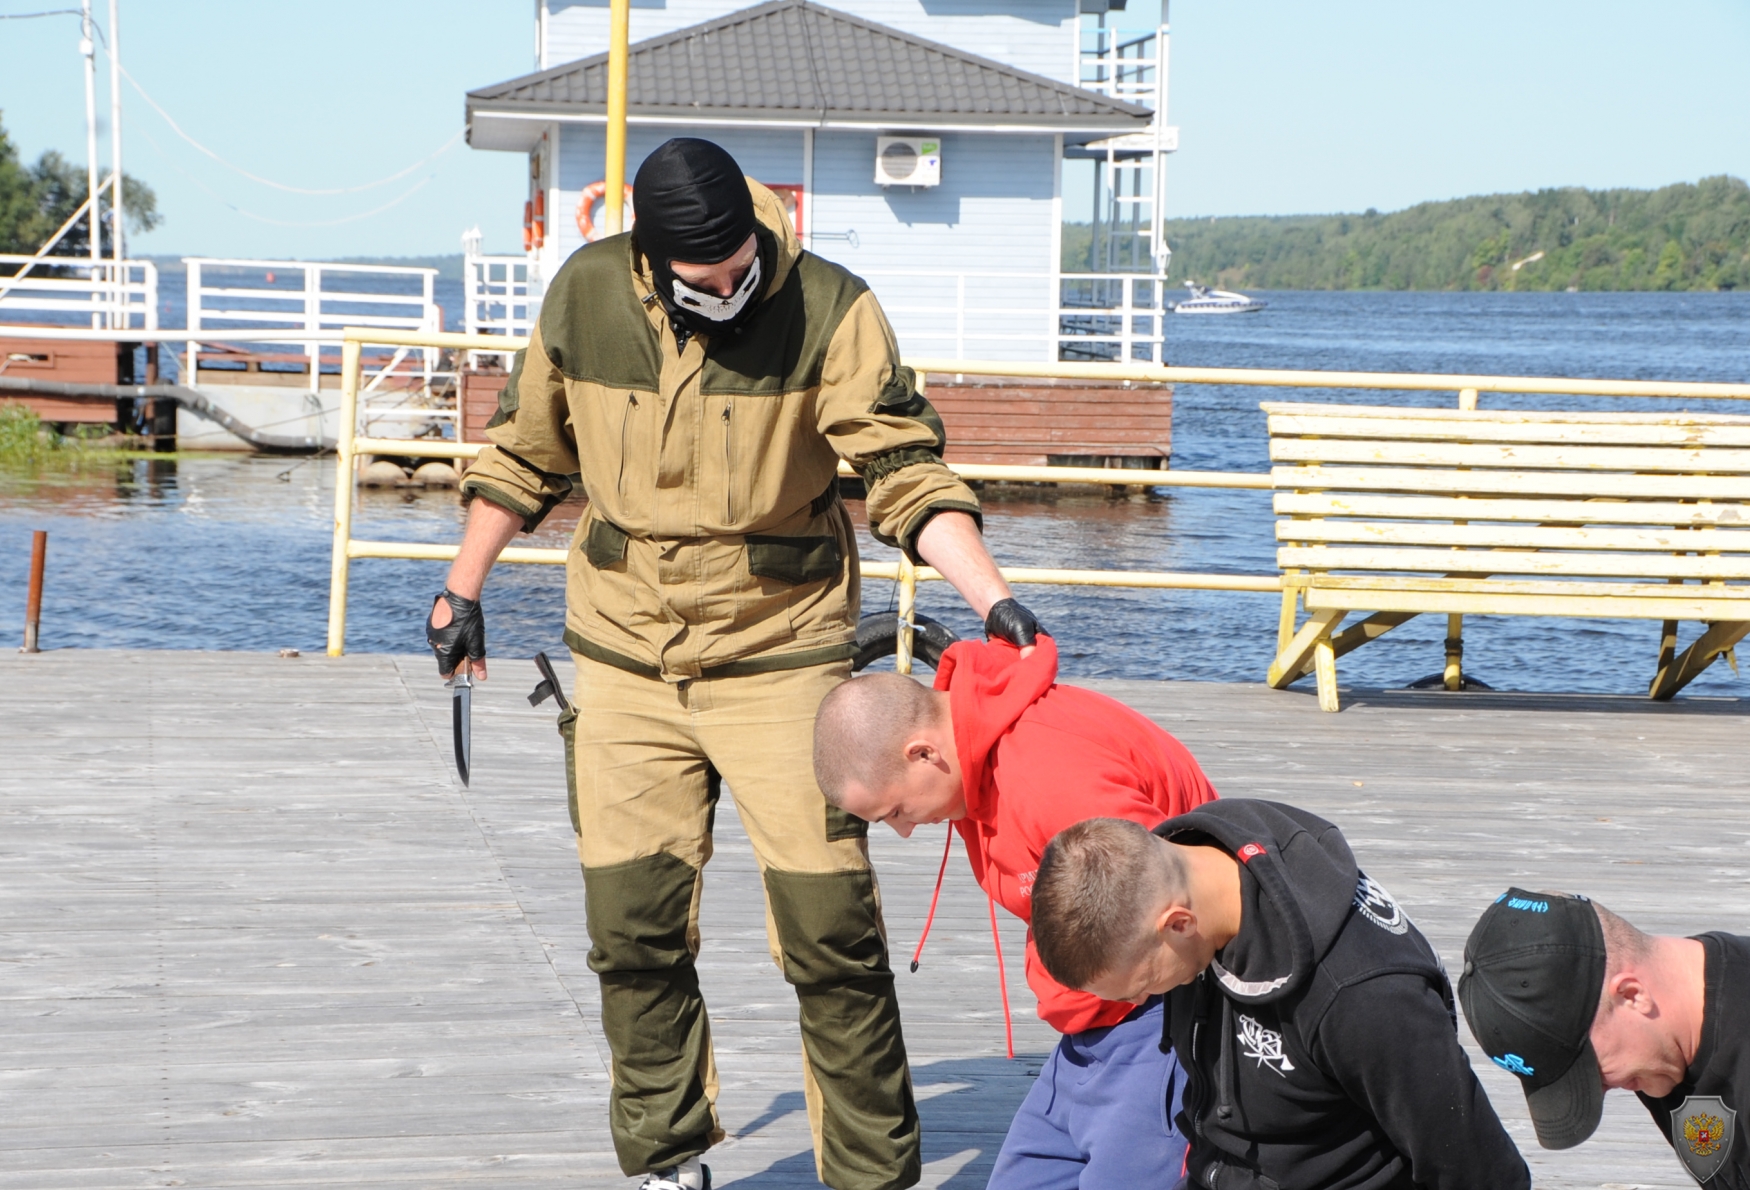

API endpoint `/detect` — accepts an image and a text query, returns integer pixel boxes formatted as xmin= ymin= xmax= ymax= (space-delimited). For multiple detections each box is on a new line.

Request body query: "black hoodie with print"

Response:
xmin=1155 ymin=801 xmax=1528 ymax=1190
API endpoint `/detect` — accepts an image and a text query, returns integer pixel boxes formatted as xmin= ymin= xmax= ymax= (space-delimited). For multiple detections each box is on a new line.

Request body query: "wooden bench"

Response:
xmin=1264 ymin=401 xmax=1750 ymax=711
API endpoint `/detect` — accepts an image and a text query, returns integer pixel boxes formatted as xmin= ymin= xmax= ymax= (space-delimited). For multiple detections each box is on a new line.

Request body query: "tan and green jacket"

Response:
xmin=461 ymin=180 xmax=981 ymax=682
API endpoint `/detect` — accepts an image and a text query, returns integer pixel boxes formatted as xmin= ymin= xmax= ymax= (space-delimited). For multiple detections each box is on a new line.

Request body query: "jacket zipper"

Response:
xmin=619 ymin=392 xmax=638 ymax=496
xmin=721 ymin=399 xmax=734 ymax=524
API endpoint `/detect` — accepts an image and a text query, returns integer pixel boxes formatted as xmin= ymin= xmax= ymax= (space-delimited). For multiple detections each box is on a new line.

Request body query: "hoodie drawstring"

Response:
xmin=1217 ymin=996 xmax=1237 ymax=1122
xmin=908 ymin=825 xmax=954 ymax=973
xmin=988 ymin=891 xmax=1015 ymax=1060
xmin=906 ymin=824 xmax=1015 ymax=1060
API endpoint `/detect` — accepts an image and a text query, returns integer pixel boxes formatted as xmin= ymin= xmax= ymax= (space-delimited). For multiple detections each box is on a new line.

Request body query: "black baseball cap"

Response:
xmin=1458 ymin=888 xmax=1607 ymax=1150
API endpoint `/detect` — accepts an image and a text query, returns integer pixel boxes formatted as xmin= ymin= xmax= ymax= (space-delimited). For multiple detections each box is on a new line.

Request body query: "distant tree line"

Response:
xmin=0 ymin=111 xmax=160 ymax=261
xmin=1063 ymin=177 xmax=1750 ymax=291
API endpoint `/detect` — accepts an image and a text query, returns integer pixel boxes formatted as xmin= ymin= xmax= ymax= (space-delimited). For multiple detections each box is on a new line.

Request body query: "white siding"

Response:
xmin=544 ymin=0 xmax=1078 ymax=83
xmin=811 ymin=131 xmax=1057 ymax=363
xmin=548 ymin=125 xmax=1058 ymax=363
xmin=553 ymin=125 xmax=804 ymax=260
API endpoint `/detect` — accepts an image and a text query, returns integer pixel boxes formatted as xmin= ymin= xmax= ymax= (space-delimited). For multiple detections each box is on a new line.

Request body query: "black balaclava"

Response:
xmin=632 ymin=137 xmax=771 ymax=339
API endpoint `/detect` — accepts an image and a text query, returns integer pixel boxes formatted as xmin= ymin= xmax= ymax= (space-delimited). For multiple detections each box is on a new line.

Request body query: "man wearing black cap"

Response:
xmin=1462 ymin=889 xmax=1750 ymax=1186
xmin=423 ymin=137 xmax=1038 ymax=1190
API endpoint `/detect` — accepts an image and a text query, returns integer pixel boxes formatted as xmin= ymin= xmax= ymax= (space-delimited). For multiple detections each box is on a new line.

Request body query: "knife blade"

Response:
xmin=448 ymin=671 xmax=472 ymax=786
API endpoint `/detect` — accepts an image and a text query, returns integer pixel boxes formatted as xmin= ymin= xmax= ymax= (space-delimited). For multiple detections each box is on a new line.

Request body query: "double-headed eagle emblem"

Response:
xmin=1672 ymin=1095 xmax=1736 ymax=1183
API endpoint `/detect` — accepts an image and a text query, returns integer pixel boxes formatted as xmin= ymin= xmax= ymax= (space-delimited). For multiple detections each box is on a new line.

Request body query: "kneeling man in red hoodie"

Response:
xmin=813 ymin=634 xmax=1218 ymax=1188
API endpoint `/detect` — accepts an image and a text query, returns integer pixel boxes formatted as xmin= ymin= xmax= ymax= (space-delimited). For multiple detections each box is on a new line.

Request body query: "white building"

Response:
xmin=464 ymin=0 xmax=1175 ymax=363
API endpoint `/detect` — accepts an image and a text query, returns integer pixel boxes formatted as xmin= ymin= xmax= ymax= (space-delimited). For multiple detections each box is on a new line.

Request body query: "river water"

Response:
xmin=4 ymin=290 xmax=1748 ymax=696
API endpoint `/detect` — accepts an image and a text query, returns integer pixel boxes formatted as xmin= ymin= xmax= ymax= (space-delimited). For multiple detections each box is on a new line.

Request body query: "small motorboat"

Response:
xmin=1171 ymin=282 xmax=1266 ymax=314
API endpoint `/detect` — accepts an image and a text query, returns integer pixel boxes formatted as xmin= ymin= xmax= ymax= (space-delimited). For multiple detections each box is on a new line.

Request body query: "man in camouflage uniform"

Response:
xmin=425 ymin=139 xmax=1040 ymax=1190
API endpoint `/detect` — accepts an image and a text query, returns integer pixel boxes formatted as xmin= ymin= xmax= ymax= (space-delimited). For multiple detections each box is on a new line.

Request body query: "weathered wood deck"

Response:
xmin=4 ymin=651 xmax=1746 ymax=1189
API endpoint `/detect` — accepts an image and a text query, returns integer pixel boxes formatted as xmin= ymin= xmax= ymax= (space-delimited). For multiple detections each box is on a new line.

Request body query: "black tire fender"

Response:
xmin=852 ymin=612 xmax=959 ymax=672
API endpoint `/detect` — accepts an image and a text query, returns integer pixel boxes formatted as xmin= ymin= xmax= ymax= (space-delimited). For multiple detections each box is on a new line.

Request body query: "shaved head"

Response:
xmin=813 ymin=673 xmax=944 ymax=804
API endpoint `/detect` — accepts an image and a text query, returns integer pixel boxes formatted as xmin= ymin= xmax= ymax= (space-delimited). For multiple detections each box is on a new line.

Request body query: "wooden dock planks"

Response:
xmin=3 ymin=650 xmax=1744 ymax=1189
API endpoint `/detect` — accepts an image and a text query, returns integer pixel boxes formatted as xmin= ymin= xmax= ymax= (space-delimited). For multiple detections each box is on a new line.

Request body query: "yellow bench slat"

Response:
xmin=1293 ymin=573 xmax=1750 ymax=600
xmin=1260 ymin=401 xmax=1750 ymax=426
xmin=1302 ymin=587 xmax=1750 ymax=621
xmin=1272 ymin=466 xmax=1750 ymax=500
xmin=1276 ymin=545 xmax=1750 ymax=580
xmin=1270 ymin=438 xmax=1750 ymax=474
xmin=1275 ymin=520 xmax=1750 ymax=553
xmin=1273 ymin=492 xmax=1750 ymax=526
xmin=1267 ymin=413 xmax=1750 ymax=448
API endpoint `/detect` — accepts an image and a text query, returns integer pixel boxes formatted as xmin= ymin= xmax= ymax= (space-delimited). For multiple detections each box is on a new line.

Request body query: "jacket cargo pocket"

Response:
xmin=557 ymin=704 xmax=580 ymax=837
xmin=584 ymin=517 xmax=630 ymax=568
xmin=746 ymin=534 xmax=841 ymax=586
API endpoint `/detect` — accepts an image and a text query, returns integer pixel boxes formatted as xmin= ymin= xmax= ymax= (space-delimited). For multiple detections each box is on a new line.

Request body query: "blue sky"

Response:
xmin=2 ymin=0 xmax=1746 ymax=258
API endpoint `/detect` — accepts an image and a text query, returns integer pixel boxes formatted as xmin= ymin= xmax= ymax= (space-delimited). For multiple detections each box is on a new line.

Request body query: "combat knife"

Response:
xmin=448 ymin=670 xmax=472 ymax=786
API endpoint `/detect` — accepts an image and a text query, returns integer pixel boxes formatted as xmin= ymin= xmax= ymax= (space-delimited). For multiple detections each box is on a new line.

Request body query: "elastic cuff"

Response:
xmin=459 ymin=479 xmax=565 ymax=532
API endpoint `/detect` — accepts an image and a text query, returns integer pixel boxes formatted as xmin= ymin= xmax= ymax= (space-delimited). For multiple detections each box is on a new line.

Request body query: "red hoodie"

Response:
xmin=935 ymin=635 xmax=1219 ymax=1035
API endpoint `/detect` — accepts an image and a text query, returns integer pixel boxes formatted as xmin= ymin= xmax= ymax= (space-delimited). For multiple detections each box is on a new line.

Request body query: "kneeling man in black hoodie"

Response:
xmin=1031 ymin=800 xmax=1528 ymax=1190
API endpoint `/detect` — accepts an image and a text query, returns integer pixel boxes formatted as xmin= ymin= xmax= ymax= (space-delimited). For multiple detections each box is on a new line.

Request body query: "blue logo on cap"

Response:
xmin=1504 ymin=896 xmax=1549 ymax=913
xmin=1491 ymin=1053 xmax=1535 ymax=1077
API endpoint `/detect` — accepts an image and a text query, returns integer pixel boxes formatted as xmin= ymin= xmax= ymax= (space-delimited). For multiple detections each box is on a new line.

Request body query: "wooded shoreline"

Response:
xmin=1065 ymin=176 xmax=1750 ymax=293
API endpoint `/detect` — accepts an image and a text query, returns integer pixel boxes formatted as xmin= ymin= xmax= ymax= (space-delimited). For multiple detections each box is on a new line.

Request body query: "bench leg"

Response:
xmin=1288 ymin=610 xmax=1420 ymax=683
xmin=1444 ymin=614 xmax=1464 ymax=691
xmin=1656 ymin=619 xmax=1678 ymax=677
xmin=1314 ymin=632 xmax=1341 ymax=713
xmin=1649 ymin=621 xmax=1750 ymax=700
xmin=1268 ymin=608 xmax=1345 ymax=690
xmin=1277 ymin=587 xmax=1300 ymax=656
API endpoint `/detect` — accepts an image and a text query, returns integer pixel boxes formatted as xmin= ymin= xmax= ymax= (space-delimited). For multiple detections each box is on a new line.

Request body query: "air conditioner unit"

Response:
xmin=875 ymin=137 xmax=941 ymax=187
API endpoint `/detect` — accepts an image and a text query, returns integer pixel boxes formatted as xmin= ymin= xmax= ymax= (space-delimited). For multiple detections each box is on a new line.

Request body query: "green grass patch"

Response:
xmin=0 ymin=404 xmax=120 ymax=464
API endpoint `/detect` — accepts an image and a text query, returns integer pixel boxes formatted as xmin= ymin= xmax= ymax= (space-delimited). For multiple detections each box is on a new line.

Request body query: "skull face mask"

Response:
xmin=669 ymin=253 xmax=763 ymax=326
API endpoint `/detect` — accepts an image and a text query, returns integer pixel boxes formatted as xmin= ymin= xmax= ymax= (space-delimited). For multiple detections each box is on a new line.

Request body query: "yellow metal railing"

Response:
xmin=325 ymin=327 xmax=1750 ymax=667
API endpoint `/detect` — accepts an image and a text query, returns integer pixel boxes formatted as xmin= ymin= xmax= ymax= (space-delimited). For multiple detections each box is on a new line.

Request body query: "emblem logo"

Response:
xmin=1671 ymin=1095 xmax=1736 ymax=1184
xmin=1354 ymin=873 xmax=1410 ymax=935
xmin=1237 ymin=842 xmax=1266 ymax=863
xmin=1490 ymin=1053 xmax=1535 ymax=1078
xmin=1237 ymin=1013 xmax=1296 ymax=1076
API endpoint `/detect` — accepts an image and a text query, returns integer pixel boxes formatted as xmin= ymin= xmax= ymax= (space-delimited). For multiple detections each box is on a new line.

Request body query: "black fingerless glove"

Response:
xmin=984 ymin=597 xmax=1045 ymax=647
xmin=427 ymin=589 xmax=485 ymax=676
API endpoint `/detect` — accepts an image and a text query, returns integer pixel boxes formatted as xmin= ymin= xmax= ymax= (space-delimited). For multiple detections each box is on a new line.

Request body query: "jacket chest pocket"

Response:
xmin=714 ymin=390 xmax=805 ymax=532
xmin=610 ymin=390 xmax=655 ymax=522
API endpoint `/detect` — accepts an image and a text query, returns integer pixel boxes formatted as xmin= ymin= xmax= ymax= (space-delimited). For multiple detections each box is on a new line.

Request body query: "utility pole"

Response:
xmin=80 ymin=0 xmax=101 ymax=328
xmin=109 ymin=0 xmax=124 ymax=324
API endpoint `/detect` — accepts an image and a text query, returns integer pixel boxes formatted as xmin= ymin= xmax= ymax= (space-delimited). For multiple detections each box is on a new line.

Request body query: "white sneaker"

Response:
xmin=638 ymin=1156 xmax=709 ymax=1190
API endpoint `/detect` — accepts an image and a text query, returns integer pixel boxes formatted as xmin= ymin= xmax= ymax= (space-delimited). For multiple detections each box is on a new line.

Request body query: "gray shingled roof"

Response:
xmin=466 ymin=0 xmax=1152 ymax=141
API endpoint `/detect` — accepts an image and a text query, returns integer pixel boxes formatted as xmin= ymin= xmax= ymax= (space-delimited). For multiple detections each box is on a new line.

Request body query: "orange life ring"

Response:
xmin=576 ymin=181 xmax=635 ymax=242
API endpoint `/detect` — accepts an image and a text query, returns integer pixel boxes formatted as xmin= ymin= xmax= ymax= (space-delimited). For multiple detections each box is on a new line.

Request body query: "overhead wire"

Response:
xmin=112 ymin=57 xmax=464 ymax=196
xmin=11 ymin=7 xmax=458 ymax=227
xmin=131 ymin=121 xmax=441 ymax=228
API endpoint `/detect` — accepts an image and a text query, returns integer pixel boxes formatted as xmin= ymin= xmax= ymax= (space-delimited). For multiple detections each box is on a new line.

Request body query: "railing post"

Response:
xmin=306 ymin=265 xmax=321 ymax=395
xmin=185 ymin=259 xmax=200 ymax=385
xmin=1121 ymin=277 xmax=1134 ymax=362
xmin=896 ymin=554 xmax=917 ymax=676
xmin=327 ymin=335 xmax=363 ymax=657
xmin=1458 ymin=387 xmax=1479 ymax=410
